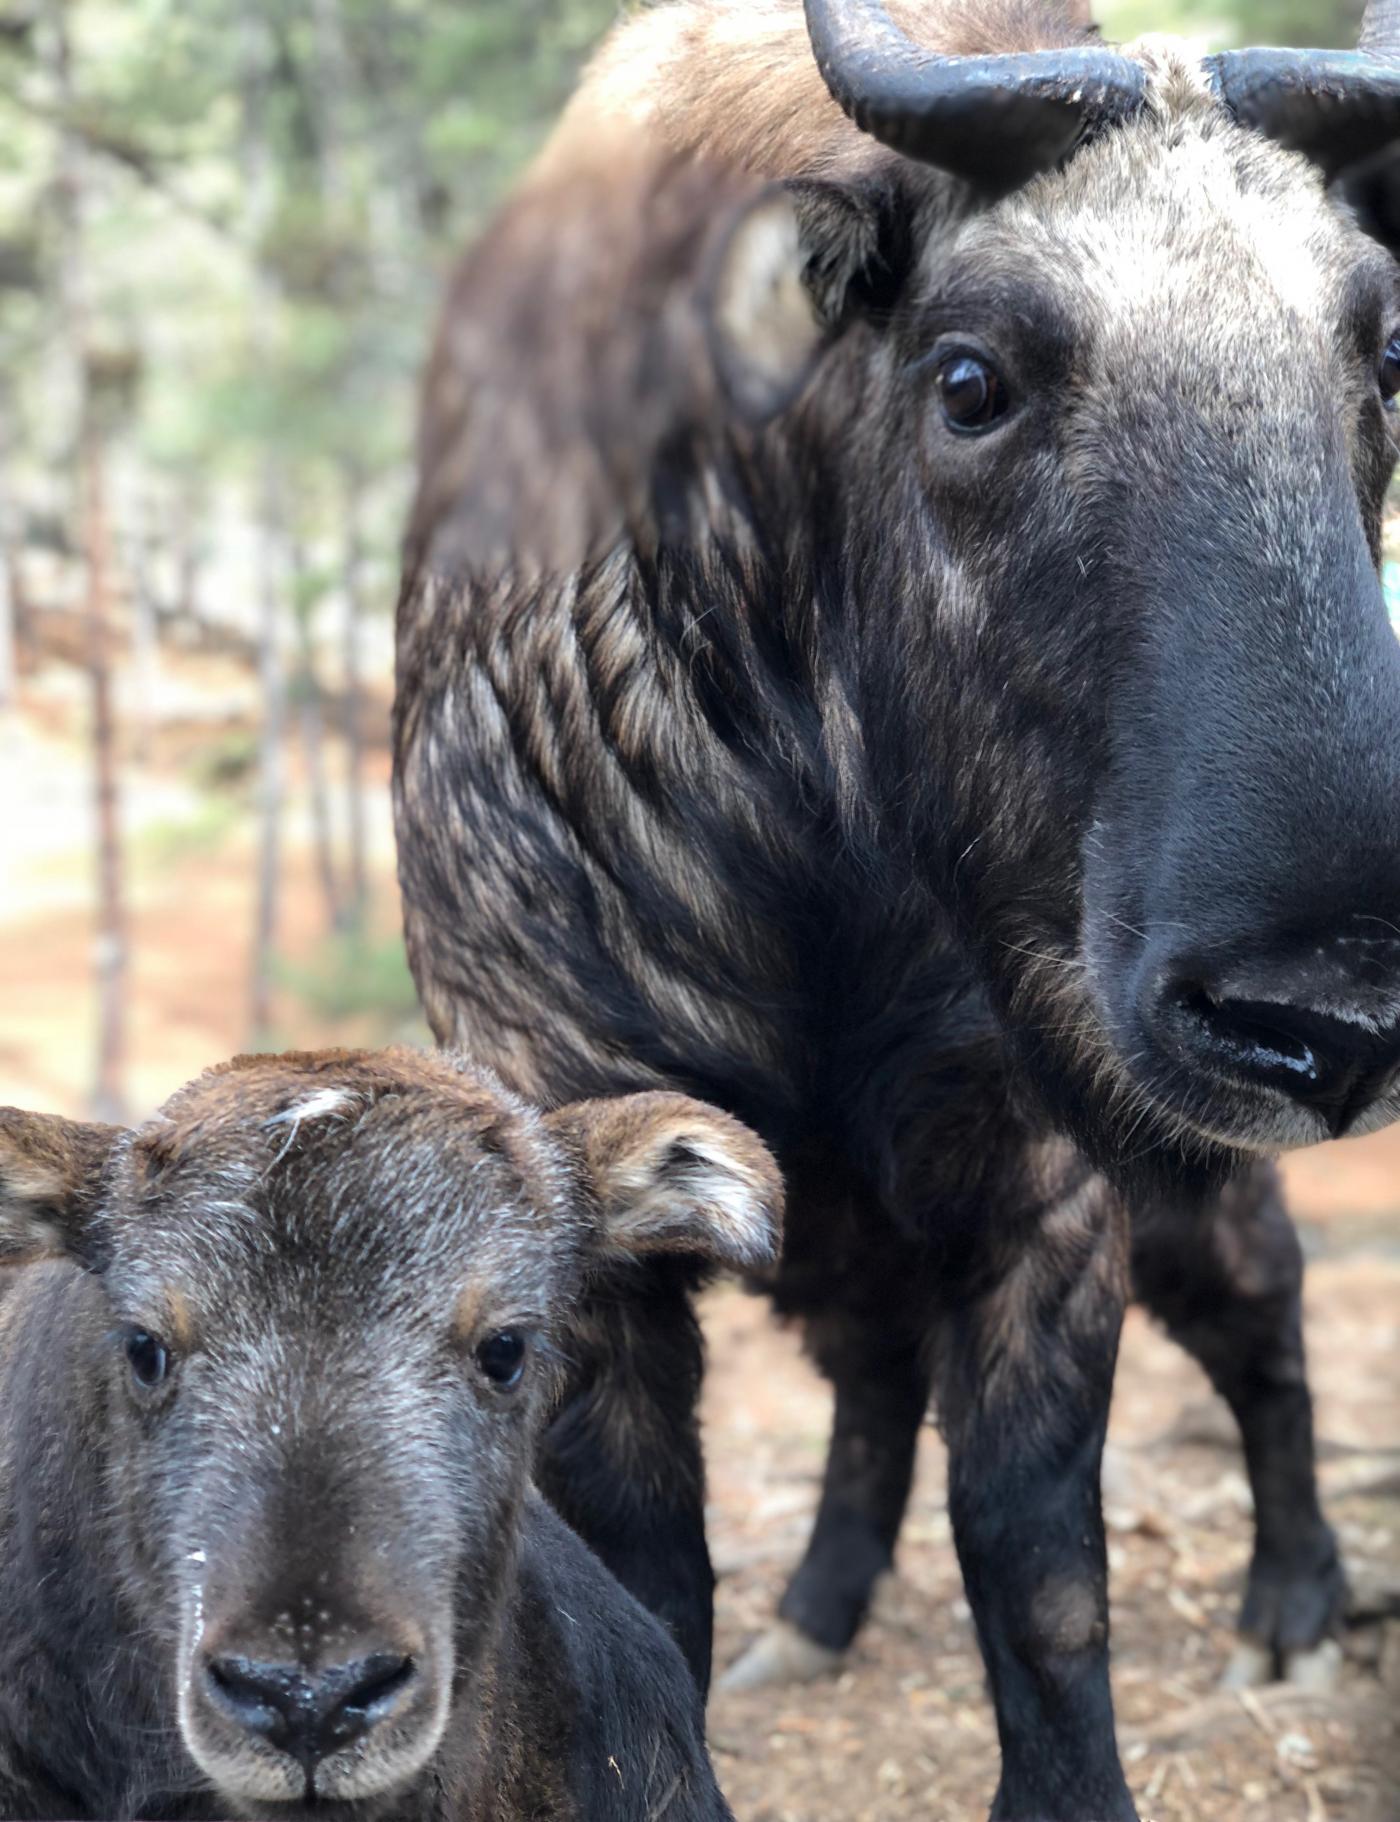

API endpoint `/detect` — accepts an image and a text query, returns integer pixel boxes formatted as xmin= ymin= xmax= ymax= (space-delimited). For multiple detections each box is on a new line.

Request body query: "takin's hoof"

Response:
xmin=1220 ymin=1635 xmax=1344 ymax=1692
xmin=1283 ymin=1638 xmax=1344 ymax=1691
xmin=1220 ymin=1638 xmax=1275 ymax=1690
xmin=717 ymin=1620 xmax=845 ymax=1692
xmin=1224 ymin=1530 xmax=1349 ymax=1691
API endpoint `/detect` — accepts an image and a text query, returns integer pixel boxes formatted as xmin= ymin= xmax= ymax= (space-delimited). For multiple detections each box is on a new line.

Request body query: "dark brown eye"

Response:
xmin=935 ymin=351 xmax=1010 ymax=433
xmin=475 ymin=1330 xmax=526 ymax=1389
xmin=1381 ymin=334 xmax=1400 ymax=406
xmin=124 ymin=1328 xmax=170 ymax=1389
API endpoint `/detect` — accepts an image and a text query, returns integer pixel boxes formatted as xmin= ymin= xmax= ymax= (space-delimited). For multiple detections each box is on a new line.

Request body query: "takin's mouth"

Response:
xmin=228 ymin=1792 xmax=401 ymax=1821
xmin=185 ymin=1668 xmax=448 ymax=1822
xmin=208 ymin=1758 xmax=427 ymax=1822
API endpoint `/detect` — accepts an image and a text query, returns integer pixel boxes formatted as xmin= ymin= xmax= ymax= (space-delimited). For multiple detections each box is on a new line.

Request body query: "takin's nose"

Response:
xmin=1148 ymin=939 xmax=1400 ymax=1135
xmin=203 ymin=1649 xmax=417 ymax=1771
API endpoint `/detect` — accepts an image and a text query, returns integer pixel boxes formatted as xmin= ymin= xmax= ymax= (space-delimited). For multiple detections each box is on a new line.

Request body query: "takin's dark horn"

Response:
xmin=1210 ymin=0 xmax=1400 ymax=180
xmin=1362 ymin=0 xmax=1400 ymax=55
xmin=802 ymin=0 xmax=1145 ymax=192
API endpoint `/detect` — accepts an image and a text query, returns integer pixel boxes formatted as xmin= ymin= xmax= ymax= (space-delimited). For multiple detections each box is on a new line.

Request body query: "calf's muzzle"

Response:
xmin=202 ymin=1649 xmax=418 ymax=1774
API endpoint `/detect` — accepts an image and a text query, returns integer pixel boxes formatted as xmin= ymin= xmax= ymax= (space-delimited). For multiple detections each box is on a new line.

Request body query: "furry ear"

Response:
xmin=0 ymin=1108 xmax=120 ymax=1267
xmin=546 ymin=1093 xmax=783 ymax=1271
xmin=704 ymin=178 xmax=884 ymax=424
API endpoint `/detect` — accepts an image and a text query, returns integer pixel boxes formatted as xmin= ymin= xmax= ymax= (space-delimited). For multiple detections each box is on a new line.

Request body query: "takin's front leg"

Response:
xmin=1130 ymin=1162 xmax=1345 ymax=1690
xmin=935 ymin=1184 xmax=1137 ymax=1822
xmin=536 ymin=1256 xmax=715 ymax=1692
xmin=721 ymin=1313 xmax=931 ymax=1690
xmin=779 ymin=1317 xmax=932 ymax=1648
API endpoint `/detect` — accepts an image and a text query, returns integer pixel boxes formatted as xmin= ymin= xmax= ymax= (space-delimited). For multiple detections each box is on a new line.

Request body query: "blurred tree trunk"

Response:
xmin=125 ymin=475 xmax=159 ymax=762
xmin=311 ymin=7 xmax=370 ymax=931
xmin=47 ymin=0 xmax=127 ymax=1121
xmin=4 ymin=511 xmax=28 ymax=674
xmin=80 ymin=384 xmax=125 ymax=1119
xmin=0 ymin=498 xmax=14 ymax=711
xmin=250 ymin=474 xmax=284 ymax=1038
xmin=172 ymin=490 xmax=202 ymax=629
xmin=0 ymin=385 xmax=17 ymax=710
xmin=245 ymin=11 xmax=283 ymax=1039
xmin=340 ymin=466 xmax=368 ymax=929
xmin=309 ymin=0 xmax=352 ymax=214
xmin=292 ymin=540 xmax=343 ymax=933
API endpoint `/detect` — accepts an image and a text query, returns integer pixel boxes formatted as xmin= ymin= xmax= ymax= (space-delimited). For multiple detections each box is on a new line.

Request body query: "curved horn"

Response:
xmin=1361 ymin=0 xmax=1400 ymax=55
xmin=1211 ymin=0 xmax=1400 ymax=180
xmin=802 ymin=0 xmax=1146 ymax=193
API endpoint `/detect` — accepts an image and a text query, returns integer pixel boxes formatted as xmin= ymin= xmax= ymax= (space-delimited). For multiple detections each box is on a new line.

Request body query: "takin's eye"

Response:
xmin=474 ymin=1329 xmax=527 ymax=1391
xmin=934 ymin=350 xmax=1011 ymax=435
xmin=1381 ymin=333 xmax=1400 ymax=407
xmin=123 ymin=1326 xmax=172 ymax=1390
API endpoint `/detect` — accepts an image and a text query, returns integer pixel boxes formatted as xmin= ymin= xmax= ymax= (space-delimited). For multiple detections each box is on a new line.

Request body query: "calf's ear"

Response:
xmin=704 ymin=178 xmax=887 ymax=424
xmin=547 ymin=1093 xmax=783 ymax=1271
xmin=0 ymin=1108 xmax=120 ymax=1266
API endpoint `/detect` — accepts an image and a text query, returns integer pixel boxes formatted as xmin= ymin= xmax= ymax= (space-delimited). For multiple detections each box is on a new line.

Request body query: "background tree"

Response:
xmin=0 ymin=0 xmax=1363 ymax=1106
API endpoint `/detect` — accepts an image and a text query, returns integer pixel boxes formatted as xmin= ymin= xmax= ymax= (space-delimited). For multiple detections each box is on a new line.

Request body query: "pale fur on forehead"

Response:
xmin=137 ymin=1048 xmax=573 ymax=1219
xmin=264 ymin=1086 xmax=363 ymax=1130
xmin=946 ymin=37 xmax=1372 ymax=343
xmin=262 ymin=1085 xmax=367 ymax=1168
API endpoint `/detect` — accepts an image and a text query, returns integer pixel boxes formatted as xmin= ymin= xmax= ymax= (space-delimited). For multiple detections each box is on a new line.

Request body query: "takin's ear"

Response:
xmin=0 ymin=1108 xmax=120 ymax=1267
xmin=546 ymin=1093 xmax=783 ymax=1271
xmin=704 ymin=178 xmax=886 ymax=425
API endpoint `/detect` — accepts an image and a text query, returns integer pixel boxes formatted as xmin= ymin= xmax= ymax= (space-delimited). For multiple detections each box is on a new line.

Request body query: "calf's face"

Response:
xmin=0 ymin=1053 xmax=780 ymax=1817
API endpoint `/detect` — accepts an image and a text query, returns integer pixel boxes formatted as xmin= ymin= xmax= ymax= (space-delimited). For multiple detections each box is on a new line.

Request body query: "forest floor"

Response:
xmin=1 ymin=659 xmax=1397 ymax=1822
xmin=702 ymin=1184 xmax=1400 ymax=1822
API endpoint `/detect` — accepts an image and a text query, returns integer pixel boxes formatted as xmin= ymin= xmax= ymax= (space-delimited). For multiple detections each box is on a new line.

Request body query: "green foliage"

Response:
xmin=0 ymin=0 xmax=618 ymax=559
xmin=276 ymin=922 xmax=428 ymax=1039
xmin=135 ymin=790 xmax=244 ymax=865
xmin=190 ymin=727 xmax=260 ymax=792
xmin=1101 ymin=0 xmax=1361 ymax=46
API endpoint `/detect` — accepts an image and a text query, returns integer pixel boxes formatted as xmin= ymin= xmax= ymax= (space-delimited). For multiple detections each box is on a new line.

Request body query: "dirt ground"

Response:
xmin=1 ymin=666 xmax=1398 ymax=1822
xmin=702 ymin=1190 xmax=1400 ymax=1822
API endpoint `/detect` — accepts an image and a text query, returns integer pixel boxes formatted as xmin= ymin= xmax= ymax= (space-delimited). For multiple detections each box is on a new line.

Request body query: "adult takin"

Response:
xmin=393 ymin=2 xmax=1400 ymax=1816
xmin=0 ymin=1049 xmax=780 ymax=1821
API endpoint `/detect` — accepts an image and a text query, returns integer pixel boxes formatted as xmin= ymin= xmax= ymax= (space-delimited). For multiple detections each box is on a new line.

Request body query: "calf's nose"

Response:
xmin=204 ymin=1650 xmax=417 ymax=1769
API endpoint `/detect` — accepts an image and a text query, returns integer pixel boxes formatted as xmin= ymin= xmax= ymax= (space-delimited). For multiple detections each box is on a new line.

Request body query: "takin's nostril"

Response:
xmin=204 ymin=1650 xmax=417 ymax=1767
xmin=205 ymin=1655 xmax=288 ymax=1739
xmin=1173 ymin=985 xmax=1325 ymax=1087
xmin=325 ymin=1653 xmax=417 ymax=1749
xmin=1158 ymin=978 xmax=1400 ymax=1130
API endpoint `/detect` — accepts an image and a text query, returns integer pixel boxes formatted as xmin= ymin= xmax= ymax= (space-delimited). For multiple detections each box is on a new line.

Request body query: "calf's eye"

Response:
xmin=1381 ymin=334 xmax=1400 ymax=406
xmin=475 ymin=1329 xmax=527 ymax=1390
xmin=124 ymin=1328 xmax=171 ymax=1389
xmin=935 ymin=351 xmax=1010 ymax=434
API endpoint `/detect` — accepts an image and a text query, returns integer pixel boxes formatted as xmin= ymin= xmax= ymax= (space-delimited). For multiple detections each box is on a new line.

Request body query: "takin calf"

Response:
xmin=0 ymin=1047 xmax=780 ymax=1822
